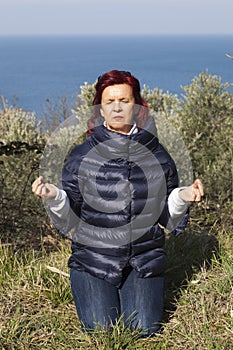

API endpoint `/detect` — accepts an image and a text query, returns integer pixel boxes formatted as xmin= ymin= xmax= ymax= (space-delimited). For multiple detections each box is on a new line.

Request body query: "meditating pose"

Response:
xmin=32 ymin=70 xmax=203 ymax=337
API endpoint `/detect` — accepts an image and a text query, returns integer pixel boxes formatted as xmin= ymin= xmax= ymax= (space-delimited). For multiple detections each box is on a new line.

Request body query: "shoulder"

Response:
xmin=155 ymin=143 xmax=176 ymax=166
xmin=154 ymin=143 xmax=178 ymax=186
xmin=63 ymin=138 xmax=92 ymax=173
xmin=69 ymin=139 xmax=91 ymax=158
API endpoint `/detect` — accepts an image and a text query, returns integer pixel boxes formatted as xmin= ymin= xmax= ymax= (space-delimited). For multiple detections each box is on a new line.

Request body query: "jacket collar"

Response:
xmin=90 ymin=116 xmax=159 ymax=160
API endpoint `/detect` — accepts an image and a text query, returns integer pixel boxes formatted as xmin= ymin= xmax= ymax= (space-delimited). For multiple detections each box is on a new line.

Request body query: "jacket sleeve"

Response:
xmin=158 ymin=152 xmax=189 ymax=235
xmin=61 ymin=160 xmax=83 ymax=218
xmin=46 ymin=147 xmax=84 ymax=240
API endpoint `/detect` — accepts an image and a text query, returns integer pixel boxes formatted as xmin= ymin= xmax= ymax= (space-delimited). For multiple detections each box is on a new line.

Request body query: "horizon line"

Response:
xmin=0 ymin=33 xmax=233 ymax=37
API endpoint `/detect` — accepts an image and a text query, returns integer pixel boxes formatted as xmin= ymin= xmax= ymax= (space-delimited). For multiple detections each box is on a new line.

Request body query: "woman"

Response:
xmin=32 ymin=70 xmax=203 ymax=337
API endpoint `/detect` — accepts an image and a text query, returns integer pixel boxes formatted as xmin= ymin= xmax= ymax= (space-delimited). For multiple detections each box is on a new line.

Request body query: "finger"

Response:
xmin=32 ymin=180 xmax=41 ymax=194
xmin=32 ymin=176 xmax=44 ymax=192
xmin=191 ymin=190 xmax=198 ymax=201
xmin=193 ymin=179 xmax=204 ymax=196
xmin=33 ymin=183 xmax=45 ymax=197
xmin=32 ymin=181 xmax=38 ymax=193
xmin=41 ymin=184 xmax=49 ymax=197
xmin=33 ymin=184 xmax=42 ymax=197
xmin=194 ymin=190 xmax=201 ymax=202
xmin=192 ymin=188 xmax=202 ymax=202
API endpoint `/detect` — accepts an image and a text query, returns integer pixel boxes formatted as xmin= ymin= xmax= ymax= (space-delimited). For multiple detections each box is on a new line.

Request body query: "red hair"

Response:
xmin=87 ymin=70 xmax=149 ymax=136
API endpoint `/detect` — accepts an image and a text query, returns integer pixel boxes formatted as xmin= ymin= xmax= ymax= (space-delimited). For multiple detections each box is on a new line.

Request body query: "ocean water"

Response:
xmin=0 ymin=35 xmax=232 ymax=116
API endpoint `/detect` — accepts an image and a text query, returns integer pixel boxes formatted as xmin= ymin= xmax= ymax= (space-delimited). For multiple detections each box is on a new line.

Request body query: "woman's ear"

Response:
xmin=100 ymin=108 xmax=104 ymax=117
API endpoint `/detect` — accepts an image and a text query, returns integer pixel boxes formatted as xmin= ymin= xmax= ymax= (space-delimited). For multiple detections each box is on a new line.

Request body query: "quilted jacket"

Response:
xmin=53 ymin=117 xmax=188 ymax=287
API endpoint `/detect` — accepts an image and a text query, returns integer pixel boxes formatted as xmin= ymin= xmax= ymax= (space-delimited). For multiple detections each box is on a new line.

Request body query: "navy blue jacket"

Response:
xmin=53 ymin=117 xmax=188 ymax=287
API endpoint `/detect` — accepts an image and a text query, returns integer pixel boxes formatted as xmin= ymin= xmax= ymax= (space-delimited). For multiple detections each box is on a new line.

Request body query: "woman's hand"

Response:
xmin=178 ymin=179 xmax=204 ymax=202
xmin=32 ymin=176 xmax=57 ymax=199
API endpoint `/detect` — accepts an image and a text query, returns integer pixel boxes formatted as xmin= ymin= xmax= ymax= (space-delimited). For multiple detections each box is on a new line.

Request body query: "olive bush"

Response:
xmin=141 ymin=86 xmax=193 ymax=187
xmin=174 ymin=72 xmax=233 ymax=205
xmin=40 ymin=83 xmax=96 ymax=186
xmin=0 ymin=101 xmax=46 ymax=243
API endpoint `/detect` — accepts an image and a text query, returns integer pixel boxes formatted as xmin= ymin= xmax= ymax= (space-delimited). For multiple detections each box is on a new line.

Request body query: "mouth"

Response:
xmin=113 ymin=116 xmax=124 ymax=121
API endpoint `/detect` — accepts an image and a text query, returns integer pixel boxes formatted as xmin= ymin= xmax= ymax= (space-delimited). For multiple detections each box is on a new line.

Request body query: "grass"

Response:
xmin=0 ymin=204 xmax=232 ymax=350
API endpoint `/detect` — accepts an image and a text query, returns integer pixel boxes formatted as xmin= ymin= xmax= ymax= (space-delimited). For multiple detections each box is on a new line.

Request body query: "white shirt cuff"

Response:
xmin=168 ymin=188 xmax=190 ymax=218
xmin=46 ymin=187 xmax=70 ymax=219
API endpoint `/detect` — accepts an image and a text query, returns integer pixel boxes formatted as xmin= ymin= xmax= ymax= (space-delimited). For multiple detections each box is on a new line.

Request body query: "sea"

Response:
xmin=0 ymin=35 xmax=232 ymax=117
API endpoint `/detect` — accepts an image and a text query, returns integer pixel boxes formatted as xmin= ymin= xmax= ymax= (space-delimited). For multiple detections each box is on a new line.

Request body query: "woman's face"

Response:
xmin=100 ymin=84 xmax=135 ymax=134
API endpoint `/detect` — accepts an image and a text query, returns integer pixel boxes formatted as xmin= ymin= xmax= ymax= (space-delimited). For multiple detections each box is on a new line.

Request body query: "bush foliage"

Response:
xmin=0 ymin=102 xmax=46 ymax=244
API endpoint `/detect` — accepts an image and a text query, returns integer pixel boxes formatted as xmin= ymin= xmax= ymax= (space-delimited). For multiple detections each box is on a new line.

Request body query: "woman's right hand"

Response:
xmin=32 ymin=176 xmax=57 ymax=199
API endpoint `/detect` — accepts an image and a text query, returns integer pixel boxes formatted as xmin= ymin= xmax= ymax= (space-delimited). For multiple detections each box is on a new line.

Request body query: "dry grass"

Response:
xmin=0 ymin=205 xmax=232 ymax=350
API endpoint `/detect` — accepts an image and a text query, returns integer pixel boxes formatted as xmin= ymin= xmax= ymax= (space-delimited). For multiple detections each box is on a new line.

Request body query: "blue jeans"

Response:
xmin=70 ymin=267 xmax=164 ymax=336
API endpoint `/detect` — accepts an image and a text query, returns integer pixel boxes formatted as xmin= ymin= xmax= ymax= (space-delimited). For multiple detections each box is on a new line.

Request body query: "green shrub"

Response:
xmin=174 ymin=72 xmax=233 ymax=205
xmin=0 ymin=103 xmax=47 ymax=244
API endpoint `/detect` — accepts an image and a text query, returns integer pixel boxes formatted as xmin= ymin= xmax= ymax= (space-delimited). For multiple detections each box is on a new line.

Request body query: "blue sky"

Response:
xmin=0 ymin=0 xmax=233 ymax=35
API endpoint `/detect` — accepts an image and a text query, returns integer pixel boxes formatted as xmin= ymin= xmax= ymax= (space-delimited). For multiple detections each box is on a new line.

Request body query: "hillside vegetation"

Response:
xmin=0 ymin=72 xmax=232 ymax=349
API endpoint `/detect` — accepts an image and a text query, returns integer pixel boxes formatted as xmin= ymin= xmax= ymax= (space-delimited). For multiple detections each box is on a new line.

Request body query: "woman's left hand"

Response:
xmin=178 ymin=179 xmax=204 ymax=202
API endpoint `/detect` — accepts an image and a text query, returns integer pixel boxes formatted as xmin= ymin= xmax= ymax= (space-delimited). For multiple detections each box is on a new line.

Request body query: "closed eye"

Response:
xmin=104 ymin=99 xmax=130 ymax=104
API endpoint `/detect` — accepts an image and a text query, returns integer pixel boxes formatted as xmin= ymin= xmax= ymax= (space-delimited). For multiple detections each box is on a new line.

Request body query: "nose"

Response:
xmin=113 ymin=101 xmax=122 ymax=112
